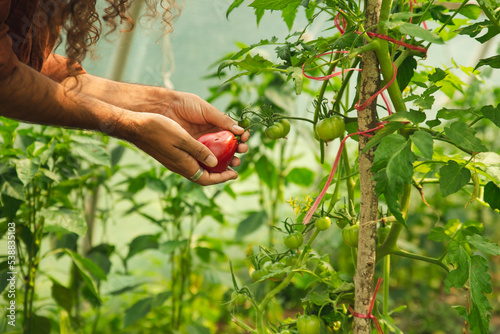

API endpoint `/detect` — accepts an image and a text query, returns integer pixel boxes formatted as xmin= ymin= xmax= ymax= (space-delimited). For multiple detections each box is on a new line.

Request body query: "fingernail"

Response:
xmin=233 ymin=124 xmax=244 ymax=132
xmin=205 ymin=155 xmax=217 ymax=167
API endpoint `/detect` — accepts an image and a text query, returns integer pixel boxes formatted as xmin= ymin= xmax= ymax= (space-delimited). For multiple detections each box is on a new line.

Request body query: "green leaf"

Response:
xmin=15 ymin=158 xmax=40 ymax=185
xmin=398 ymin=22 xmax=444 ymax=44
xmin=410 ymin=131 xmax=433 ymax=159
xmin=397 ymin=56 xmax=417 ymax=91
xmin=123 ymin=292 xmax=171 ymax=328
xmin=444 ymin=240 xmax=469 ymax=293
xmin=384 ymin=110 xmax=426 ymax=124
xmin=428 ymin=68 xmax=448 ymax=82
xmin=474 ymin=55 xmax=500 ymax=70
xmin=250 ymin=0 xmax=301 ymax=10
xmin=288 ymin=67 xmax=303 ymax=95
xmin=51 ymin=281 xmax=73 ymax=312
xmin=469 ymin=255 xmax=493 ymax=333
xmin=361 ymin=122 xmax=405 ymax=155
xmin=1 ymin=175 xmax=26 ymax=200
xmin=59 ymin=310 xmax=75 ymax=334
xmin=185 ymin=324 xmax=211 ymax=334
xmin=255 ymin=155 xmax=277 ymax=188
xmin=160 ymin=239 xmax=188 ymax=253
xmin=127 ymin=234 xmax=161 ymax=259
xmin=63 ymin=249 xmax=103 ymax=305
xmin=480 ymin=104 xmax=500 ymax=128
xmin=72 ymin=144 xmax=110 ymax=167
xmin=444 ymin=122 xmax=488 ymax=153
xmin=437 ymin=107 xmax=475 ymax=120
xmin=460 ymin=4 xmax=482 ymax=20
xmin=282 ymin=1 xmax=300 ymax=30
xmin=456 ymin=20 xmax=500 ymax=43
xmin=42 ymin=207 xmax=87 ymax=237
xmin=466 ymin=234 xmax=500 ymax=255
xmin=226 ymin=0 xmax=244 ymax=18
xmin=235 ymin=210 xmax=267 ymax=241
xmin=439 ymin=160 xmax=471 ymax=197
xmin=110 ymin=144 xmax=126 ymax=168
xmin=483 ymin=181 xmax=500 ymax=211
xmin=286 ymin=167 xmax=314 ymax=186
xmin=428 ymin=227 xmax=451 ymax=242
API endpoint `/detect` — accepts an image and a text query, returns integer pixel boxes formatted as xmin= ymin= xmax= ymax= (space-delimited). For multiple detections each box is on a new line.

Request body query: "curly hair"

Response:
xmin=59 ymin=0 xmax=180 ymax=75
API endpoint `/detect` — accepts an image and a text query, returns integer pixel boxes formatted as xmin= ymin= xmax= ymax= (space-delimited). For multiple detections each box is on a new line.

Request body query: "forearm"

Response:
xmin=61 ymin=73 xmax=171 ymax=113
xmin=0 ymin=63 xmax=138 ymax=140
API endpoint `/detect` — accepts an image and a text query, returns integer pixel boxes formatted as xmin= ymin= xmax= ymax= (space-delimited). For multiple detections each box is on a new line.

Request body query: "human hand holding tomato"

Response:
xmin=125 ymin=90 xmax=249 ymax=185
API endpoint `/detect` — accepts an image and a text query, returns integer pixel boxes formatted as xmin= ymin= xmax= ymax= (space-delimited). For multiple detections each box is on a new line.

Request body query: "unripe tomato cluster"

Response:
xmin=314 ymin=115 xmax=345 ymax=142
xmin=265 ymin=119 xmax=291 ymax=139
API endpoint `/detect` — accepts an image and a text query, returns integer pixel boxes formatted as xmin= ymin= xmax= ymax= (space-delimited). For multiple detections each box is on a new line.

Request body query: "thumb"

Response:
xmin=181 ymin=136 xmax=218 ymax=168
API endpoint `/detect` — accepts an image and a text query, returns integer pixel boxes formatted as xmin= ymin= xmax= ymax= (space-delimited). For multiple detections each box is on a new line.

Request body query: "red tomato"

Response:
xmin=197 ymin=131 xmax=238 ymax=173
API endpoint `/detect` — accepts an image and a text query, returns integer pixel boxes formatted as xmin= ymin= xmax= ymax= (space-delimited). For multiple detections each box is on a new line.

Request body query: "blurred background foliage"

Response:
xmin=0 ymin=0 xmax=499 ymax=333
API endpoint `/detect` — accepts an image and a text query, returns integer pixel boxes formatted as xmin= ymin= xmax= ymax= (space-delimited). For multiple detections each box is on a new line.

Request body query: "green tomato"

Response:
xmin=238 ymin=118 xmax=250 ymax=128
xmin=286 ymin=253 xmax=300 ymax=267
xmin=231 ymin=291 xmax=247 ymax=305
xmin=314 ymin=116 xmax=345 ymax=142
xmin=251 ymin=268 xmax=267 ymax=282
xmin=342 ymin=224 xmax=359 ymax=248
xmin=264 ymin=262 xmax=286 ymax=281
xmin=278 ymin=119 xmax=291 ymax=137
xmin=336 ymin=218 xmax=349 ymax=229
xmin=377 ymin=226 xmax=391 ymax=245
xmin=315 ymin=216 xmax=331 ymax=231
xmin=297 ymin=315 xmax=321 ymax=334
xmin=265 ymin=123 xmax=285 ymax=140
xmin=284 ymin=231 xmax=304 ymax=249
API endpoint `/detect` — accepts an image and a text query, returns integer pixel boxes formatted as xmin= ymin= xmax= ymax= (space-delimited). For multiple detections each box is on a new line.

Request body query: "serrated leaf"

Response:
xmin=361 ymin=122 xmax=405 ymax=155
xmin=286 ymin=167 xmax=314 ymax=186
xmin=288 ymin=67 xmax=303 ymax=95
xmin=469 ymin=255 xmax=493 ymax=333
xmin=466 ymin=234 xmax=500 ymax=255
xmin=437 ymin=107 xmax=475 ymax=120
xmin=444 ymin=122 xmax=488 ymax=153
xmin=250 ymin=0 xmax=301 ymax=10
xmin=483 ymin=181 xmax=500 ymax=211
xmin=474 ymin=55 xmax=500 ymax=70
xmin=235 ymin=210 xmax=267 ymax=241
xmin=410 ymin=131 xmax=433 ymax=159
xmin=428 ymin=227 xmax=451 ymax=242
xmin=439 ymin=160 xmax=471 ymax=197
xmin=480 ymin=104 xmax=500 ymax=128
xmin=428 ymin=68 xmax=447 ymax=82
xmin=226 ymin=0 xmax=244 ymax=18
xmin=282 ymin=1 xmax=300 ymax=30
xmin=456 ymin=20 xmax=500 ymax=43
xmin=444 ymin=240 xmax=469 ymax=293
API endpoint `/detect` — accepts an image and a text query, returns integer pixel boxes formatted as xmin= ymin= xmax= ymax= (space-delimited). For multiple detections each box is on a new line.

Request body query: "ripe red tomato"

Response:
xmin=197 ymin=131 xmax=238 ymax=173
xmin=297 ymin=314 xmax=321 ymax=334
xmin=284 ymin=231 xmax=303 ymax=249
xmin=314 ymin=116 xmax=345 ymax=142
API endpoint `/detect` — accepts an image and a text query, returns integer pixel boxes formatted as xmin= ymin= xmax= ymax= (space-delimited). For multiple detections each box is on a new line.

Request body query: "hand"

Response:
xmin=123 ymin=91 xmax=249 ymax=185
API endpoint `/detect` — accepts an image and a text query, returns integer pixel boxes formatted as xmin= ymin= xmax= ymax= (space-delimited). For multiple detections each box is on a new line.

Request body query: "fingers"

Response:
xmin=195 ymin=168 xmax=238 ymax=186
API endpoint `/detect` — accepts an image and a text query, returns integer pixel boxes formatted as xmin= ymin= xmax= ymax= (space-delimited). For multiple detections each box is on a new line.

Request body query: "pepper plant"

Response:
xmin=217 ymin=0 xmax=500 ymax=333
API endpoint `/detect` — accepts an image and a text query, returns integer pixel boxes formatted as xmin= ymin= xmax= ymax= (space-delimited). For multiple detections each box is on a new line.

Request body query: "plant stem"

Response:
xmin=391 ymin=249 xmax=449 ymax=272
xmin=383 ymin=255 xmax=390 ymax=317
